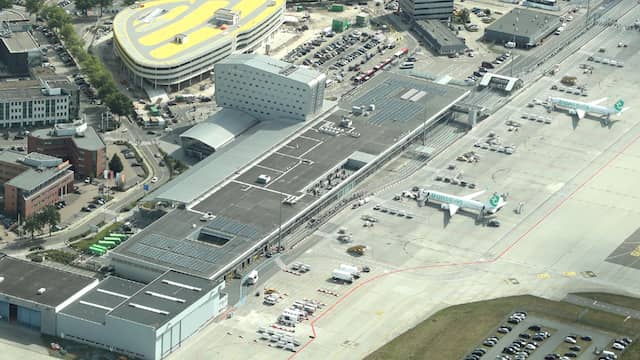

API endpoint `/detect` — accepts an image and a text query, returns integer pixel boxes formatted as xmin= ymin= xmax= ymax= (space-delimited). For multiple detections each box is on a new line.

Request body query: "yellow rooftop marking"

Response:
xmin=149 ymin=26 xmax=224 ymax=59
xmin=236 ymin=0 xmax=283 ymax=33
xmin=139 ymin=0 xmax=228 ymax=47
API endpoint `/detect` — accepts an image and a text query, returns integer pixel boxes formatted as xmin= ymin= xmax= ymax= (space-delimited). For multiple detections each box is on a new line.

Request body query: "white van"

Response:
xmin=505 ymin=41 xmax=516 ymax=49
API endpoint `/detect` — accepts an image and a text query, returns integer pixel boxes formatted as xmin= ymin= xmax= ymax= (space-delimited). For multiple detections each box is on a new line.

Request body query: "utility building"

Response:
xmin=414 ymin=20 xmax=467 ymax=55
xmin=214 ymin=54 xmax=326 ymax=122
xmin=483 ymin=8 xmax=560 ymax=48
xmin=400 ymin=0 xmax=453 ymax=21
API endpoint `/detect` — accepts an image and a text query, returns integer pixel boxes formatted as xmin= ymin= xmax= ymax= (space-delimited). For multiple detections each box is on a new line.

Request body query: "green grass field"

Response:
xmin=365 ymin=295 xmax=640 ymax=360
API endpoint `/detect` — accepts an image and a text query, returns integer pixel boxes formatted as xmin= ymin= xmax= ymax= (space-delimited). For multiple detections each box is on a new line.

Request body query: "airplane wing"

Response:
xmin=576 ymin=109 xmax=586 ymax=119
xmin=449 ymin=204 xmax=460 ymax=217
xmin=589 ymin=97 xmax=608 ymax=106
xmin=462 ymin=190 xmax=485 ymax=200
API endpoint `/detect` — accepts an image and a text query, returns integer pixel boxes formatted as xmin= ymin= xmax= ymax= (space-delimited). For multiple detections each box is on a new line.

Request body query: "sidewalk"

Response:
xmin=564 ymin=294 xmax=640 ymax=320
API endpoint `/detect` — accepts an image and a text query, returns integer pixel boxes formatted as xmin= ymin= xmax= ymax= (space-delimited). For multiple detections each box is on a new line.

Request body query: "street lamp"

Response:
xmin=511 ymin=17 xmax=518 ymax=78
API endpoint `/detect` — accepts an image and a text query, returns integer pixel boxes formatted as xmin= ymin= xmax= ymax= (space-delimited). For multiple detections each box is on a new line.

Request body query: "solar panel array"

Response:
xmin=205 ymin=216 xmax=261 ymax=240
xmin=127 ymin=234 xmax=221 ymax=274
xmin=355 ymin=80 xmax=423 ymax=126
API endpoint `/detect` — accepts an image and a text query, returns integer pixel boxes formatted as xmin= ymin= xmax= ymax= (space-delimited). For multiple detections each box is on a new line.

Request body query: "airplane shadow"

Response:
xmin=421 ymin=201 xmax=482 ymax=228
xmin=553 ymin=108 xmax=616 ymax=130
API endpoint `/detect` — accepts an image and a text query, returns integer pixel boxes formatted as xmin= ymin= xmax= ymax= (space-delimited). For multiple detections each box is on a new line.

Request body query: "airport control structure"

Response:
xmin=112 ymin=0 xmax=285 ymax=91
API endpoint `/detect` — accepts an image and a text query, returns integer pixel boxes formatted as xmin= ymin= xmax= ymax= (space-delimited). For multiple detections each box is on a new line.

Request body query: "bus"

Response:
xmin=89 ymin=245 xmax=107 ymax=255
xmin=393 ymin=48 xmax=409 ymax=58
xmin=103 ymin=236 xmax=122 ymax=244
xmin=109 ymin=233 xmax=129 ymax=241
xmin=98 ymin=240 xmax=117 ymax=249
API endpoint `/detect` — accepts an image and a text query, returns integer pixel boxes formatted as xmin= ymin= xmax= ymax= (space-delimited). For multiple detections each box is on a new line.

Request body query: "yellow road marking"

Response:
xmin=563 ymin=271 xmax=577 ymax=277
xmin=631 ymin=246 xmax=640 ymax=257
xmin=537 ymin=273 xmax=550 ymax=279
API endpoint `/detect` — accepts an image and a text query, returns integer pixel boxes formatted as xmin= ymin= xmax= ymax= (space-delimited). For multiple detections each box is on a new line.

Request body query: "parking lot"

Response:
xmin=472 ymin=313 xmax=617 ymax=360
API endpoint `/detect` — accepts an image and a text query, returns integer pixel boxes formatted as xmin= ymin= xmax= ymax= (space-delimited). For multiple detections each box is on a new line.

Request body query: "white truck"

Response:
xmin=339 ymin=264 xmax=361 ymax=279
xmin=332 ymin=269 xmax=354 ymax=284
xmin=246 ymin=270 xmax=259 ymax=285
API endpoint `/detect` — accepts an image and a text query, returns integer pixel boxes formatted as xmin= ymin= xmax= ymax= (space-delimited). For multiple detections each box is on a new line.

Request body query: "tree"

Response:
xmin=23 ymin=215 xmax=43 ymax=238
xmin=74 ymin=0 xmax=94 ymax=15
xmin=109 ymin=153 xmax=124 ymax=173
xmin=41 ymin=205 xmax=61 ymax=237
xmin=105 ymin=93 xmax=133 ymax=116
xmin=41 ymin=5 xmax=71 ymax=30
xmin=461 ymin=9 xmax=471 ymax=24
xmin=0 ymin=0 xmax=12 ymax=12
xmin=25 ymin=0 xmax=44 ymax=18
xmin=97 ymin=0 xmax=111 ymax=16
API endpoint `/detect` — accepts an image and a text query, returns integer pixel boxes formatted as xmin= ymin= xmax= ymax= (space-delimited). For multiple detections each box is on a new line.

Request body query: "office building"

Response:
xmin=214 ymin=54 xmax=326 ymax=122
xmin=0 ymin=77 xmax=79 ymax=127
xmin=400 ymin=0 xmax=453 ymax=21
xmin=0 ymin=150 xmax=74 ymax=219
xmin=28 ymin=122 xmax=106 ymax=179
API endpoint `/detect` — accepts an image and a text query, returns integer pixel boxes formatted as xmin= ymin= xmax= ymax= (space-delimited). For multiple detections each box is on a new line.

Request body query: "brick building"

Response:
xmin=0 ymin=151 xmax=74 ymax=220
xmin=28 ymin=122 xmax=106 ymax=179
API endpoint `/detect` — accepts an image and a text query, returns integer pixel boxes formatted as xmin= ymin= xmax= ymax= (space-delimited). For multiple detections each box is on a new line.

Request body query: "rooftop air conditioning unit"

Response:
xmin=175 ymin=34 xmax=188 ymax=44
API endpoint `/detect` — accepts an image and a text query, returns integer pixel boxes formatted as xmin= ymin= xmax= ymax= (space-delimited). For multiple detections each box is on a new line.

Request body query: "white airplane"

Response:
xmin=422 ymin=189 xmax=507 ymax=217
xmin=547 ymin=97 xmax=626 ymax=120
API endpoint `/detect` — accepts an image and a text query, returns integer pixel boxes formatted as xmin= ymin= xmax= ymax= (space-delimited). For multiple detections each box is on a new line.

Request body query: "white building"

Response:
xmin=399 ymin=0 xmax=453 ymax=20
xmin=214 ymin=54 xmax=326 ymax=122
xmin=0 ymin=78 xmax=79 ymax=127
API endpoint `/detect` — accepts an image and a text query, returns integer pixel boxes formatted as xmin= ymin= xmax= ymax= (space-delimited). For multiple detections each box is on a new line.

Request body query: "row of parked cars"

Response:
xmin=467 ymin=53 xmax=510 ymax=82
xmin=81 ymin=197 xmax=107 ymax=212
xmin=306 ymin=31 xmax=369 ymax=68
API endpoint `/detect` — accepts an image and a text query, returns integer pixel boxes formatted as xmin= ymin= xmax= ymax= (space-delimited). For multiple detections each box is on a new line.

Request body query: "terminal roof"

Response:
xmin=180 ymin=108 xmax=258 ymax=152
xmin=107 ymin=271 xmax=218 ymax=328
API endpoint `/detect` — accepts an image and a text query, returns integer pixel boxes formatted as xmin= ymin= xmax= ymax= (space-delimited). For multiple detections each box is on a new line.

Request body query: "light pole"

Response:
xmin=511 ymin=18 xmax=518 ymax=78
xmin=278 ymin=198 xmax=282 ymax=252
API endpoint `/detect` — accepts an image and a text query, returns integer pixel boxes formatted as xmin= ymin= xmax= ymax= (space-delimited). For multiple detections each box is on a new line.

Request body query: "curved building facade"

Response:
xmin=112 ymin=0 xmax=285 ymax=91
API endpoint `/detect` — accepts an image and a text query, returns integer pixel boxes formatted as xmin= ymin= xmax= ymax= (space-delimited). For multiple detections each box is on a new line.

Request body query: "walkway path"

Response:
xmin=564 ymin=294 xmax=640 ymax=320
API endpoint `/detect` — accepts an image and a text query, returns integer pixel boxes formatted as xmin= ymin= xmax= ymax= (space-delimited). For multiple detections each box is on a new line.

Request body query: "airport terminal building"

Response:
xmin=111 ymin=72 xmax=469 ymax=285
xmin=113 ymin=0 xmax=285 ymax=92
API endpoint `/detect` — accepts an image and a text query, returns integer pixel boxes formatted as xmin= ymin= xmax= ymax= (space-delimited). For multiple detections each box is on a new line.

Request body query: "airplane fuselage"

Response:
xmin=426 ymin=191 xmax=487 ymax=213
xmin=550 ymin=97 xmax=615 ymax=116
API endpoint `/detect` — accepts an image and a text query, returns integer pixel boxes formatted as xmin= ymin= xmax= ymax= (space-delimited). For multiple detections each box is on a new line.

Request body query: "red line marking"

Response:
xmin=289 ymin=133 xmax=640 ymax=359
